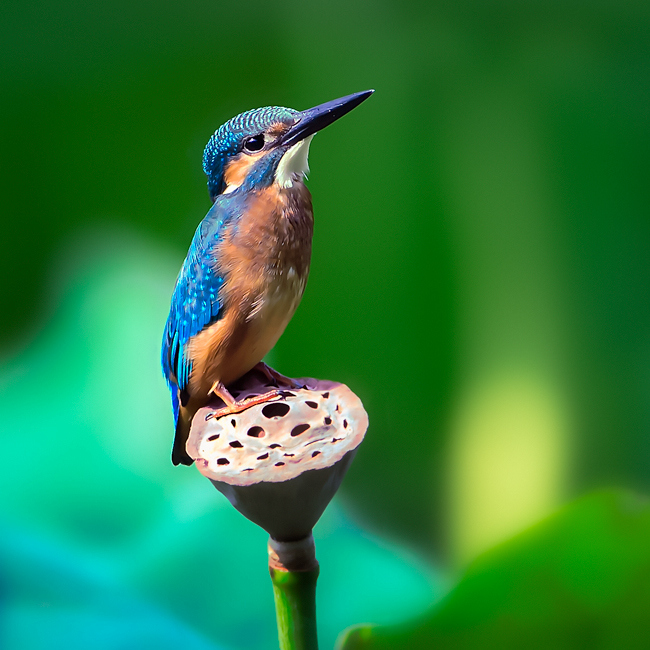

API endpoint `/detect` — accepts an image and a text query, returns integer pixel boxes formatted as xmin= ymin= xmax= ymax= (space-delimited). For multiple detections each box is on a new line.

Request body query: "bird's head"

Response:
xmin=202 ymin=90 xmax=374 ymax=201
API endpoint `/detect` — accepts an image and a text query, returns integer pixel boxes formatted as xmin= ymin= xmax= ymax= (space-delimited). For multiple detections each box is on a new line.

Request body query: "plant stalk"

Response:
xmin=268 ymin=535 xmax=320 ymax=650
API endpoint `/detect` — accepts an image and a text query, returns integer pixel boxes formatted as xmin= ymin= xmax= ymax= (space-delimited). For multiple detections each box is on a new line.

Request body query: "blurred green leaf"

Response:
xmin=339 ymin=490 xmax=650 ymax=649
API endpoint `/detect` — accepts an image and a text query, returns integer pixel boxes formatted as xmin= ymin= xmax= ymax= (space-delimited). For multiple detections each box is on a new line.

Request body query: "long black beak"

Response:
xmin=280 ymin=90 xmax=374 ymax=148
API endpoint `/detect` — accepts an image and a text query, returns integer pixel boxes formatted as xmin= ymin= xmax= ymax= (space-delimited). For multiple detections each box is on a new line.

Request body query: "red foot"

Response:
xmin=206 ymin=388 xmax=284 ymax=421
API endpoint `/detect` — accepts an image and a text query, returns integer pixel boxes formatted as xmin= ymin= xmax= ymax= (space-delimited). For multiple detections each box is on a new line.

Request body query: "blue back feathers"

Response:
xmin=161 ymin=200 xmax=230 ymax=422
xmin=202 ymin=105 xmax=298 ymax=199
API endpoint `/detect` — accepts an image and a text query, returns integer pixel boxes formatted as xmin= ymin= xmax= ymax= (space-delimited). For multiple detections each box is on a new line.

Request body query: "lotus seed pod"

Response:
xmin=187 ymin=373 xmax=368 ymax=541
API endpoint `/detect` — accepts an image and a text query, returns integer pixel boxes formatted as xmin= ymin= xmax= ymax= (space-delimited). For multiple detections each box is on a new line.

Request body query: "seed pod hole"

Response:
xmin=247 ymin=426 xmax=265 ymax=438
xmin=291 ymin=423 xmax=311 ymax=437
xmin=262 ymin=403 xmax=291 ymax=418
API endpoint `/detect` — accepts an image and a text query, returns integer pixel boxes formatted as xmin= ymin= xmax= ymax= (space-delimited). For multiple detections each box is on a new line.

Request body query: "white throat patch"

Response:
xmin=275 ymin=135 xmax=314 ymax=189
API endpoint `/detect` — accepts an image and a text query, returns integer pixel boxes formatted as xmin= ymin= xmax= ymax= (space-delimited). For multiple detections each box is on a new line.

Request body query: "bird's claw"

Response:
xmin=254 ymin=362 xmax=302 ymax=390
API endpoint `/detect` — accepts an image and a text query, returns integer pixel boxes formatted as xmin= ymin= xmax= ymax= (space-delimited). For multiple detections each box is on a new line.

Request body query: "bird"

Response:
xmin=161 ymin=90 xmax=374 ymax=466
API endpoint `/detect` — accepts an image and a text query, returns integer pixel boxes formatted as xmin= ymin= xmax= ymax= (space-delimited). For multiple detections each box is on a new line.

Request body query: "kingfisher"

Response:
xmin=162 ymin=90 xmax=374 ymax=466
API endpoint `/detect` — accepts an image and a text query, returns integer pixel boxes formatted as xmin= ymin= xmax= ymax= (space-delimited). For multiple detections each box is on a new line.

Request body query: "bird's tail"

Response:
xmin=171 ymin=393 xmax=194 ymax=466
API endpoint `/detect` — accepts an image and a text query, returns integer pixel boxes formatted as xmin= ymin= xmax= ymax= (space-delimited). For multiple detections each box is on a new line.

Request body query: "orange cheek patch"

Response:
xmin=224 ymin=152 xmax=265 ymax=189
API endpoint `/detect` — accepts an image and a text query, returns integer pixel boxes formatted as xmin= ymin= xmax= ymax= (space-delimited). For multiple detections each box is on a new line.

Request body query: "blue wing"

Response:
xmin=161 ymin=200 xmax=230 ymax=423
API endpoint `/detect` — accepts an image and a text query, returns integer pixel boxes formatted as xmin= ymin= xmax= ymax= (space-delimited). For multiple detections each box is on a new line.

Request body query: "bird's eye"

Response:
xmin=243 ymin=134 xmax=265 ymax=152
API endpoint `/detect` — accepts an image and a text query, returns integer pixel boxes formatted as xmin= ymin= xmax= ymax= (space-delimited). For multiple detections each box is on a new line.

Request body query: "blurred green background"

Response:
xmin=1 ymin=0 xmax=649 ymax=647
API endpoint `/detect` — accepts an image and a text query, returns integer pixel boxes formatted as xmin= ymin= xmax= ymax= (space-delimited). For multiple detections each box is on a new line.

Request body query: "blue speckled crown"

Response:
xmin=203 ymin=106 xmax=299 ymax=199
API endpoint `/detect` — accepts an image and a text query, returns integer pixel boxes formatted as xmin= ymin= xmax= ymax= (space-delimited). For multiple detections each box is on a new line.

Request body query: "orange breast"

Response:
xmin=188 ymin=183 xmax=314 ymax=394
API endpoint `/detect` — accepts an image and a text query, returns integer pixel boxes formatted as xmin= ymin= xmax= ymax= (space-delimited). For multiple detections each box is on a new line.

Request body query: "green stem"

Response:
xmin=271 ymin=566 xmax=319 ymax=650
xmin=269 ymin=537 xmax=320 ymax=650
